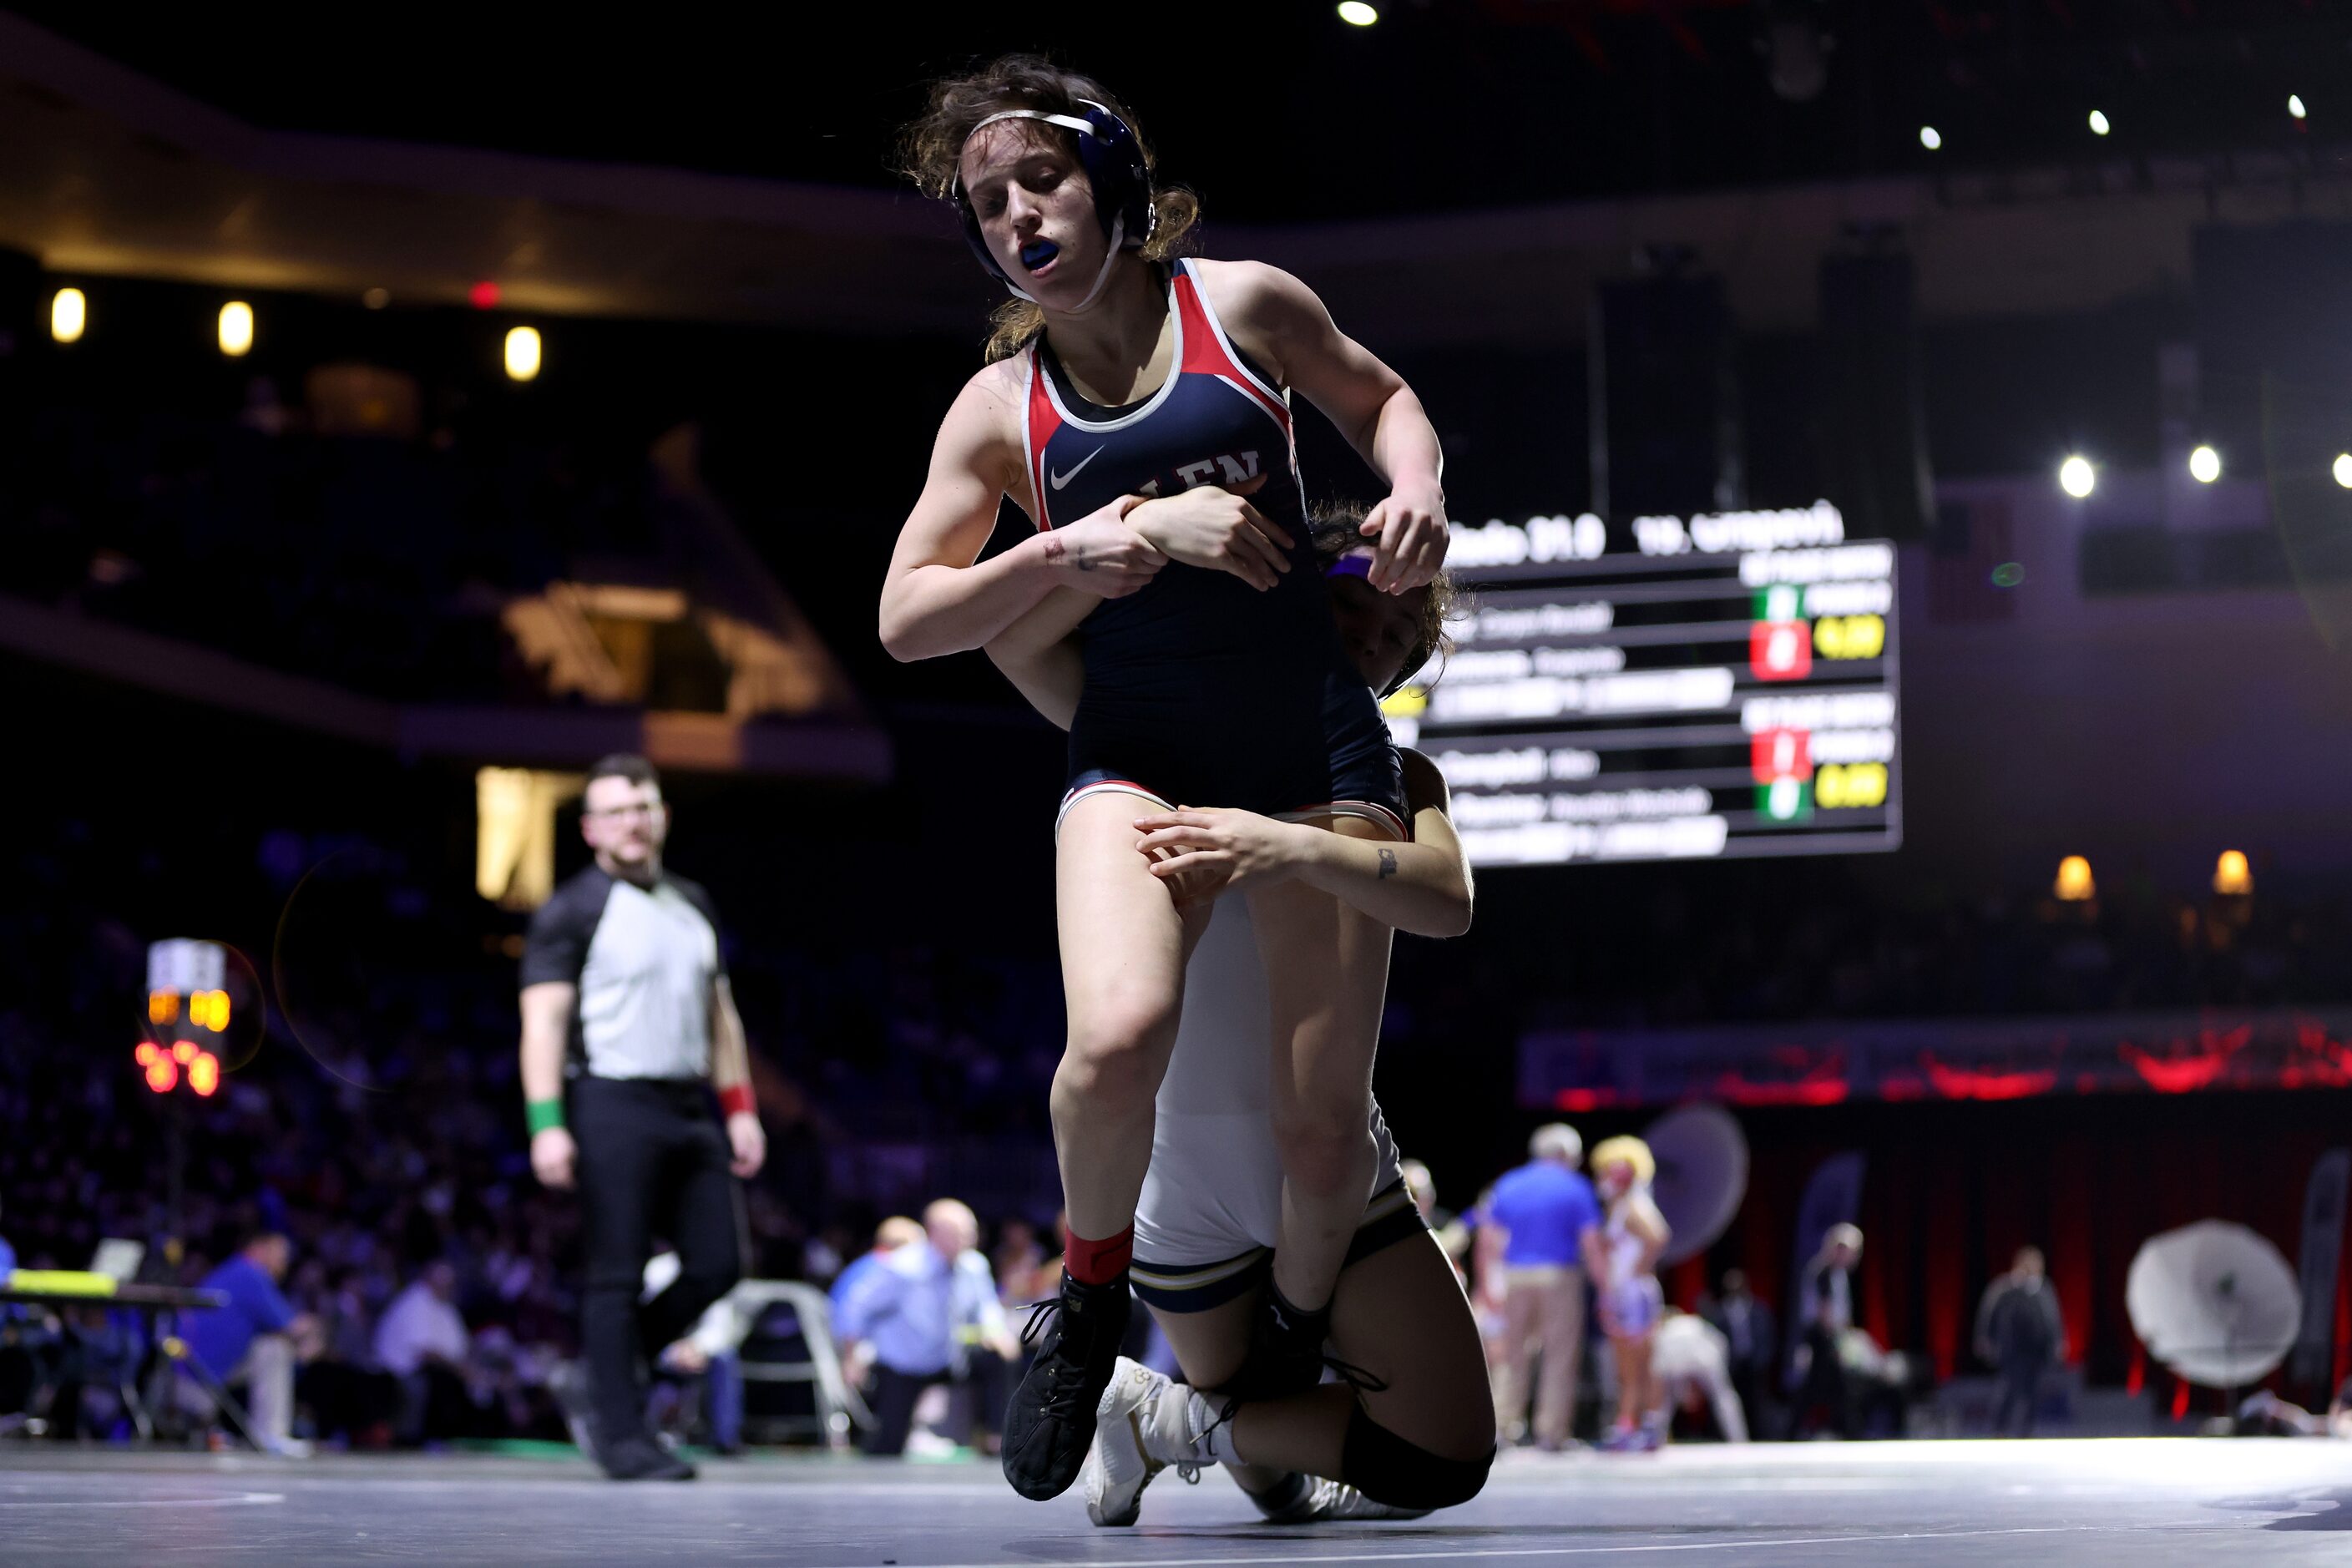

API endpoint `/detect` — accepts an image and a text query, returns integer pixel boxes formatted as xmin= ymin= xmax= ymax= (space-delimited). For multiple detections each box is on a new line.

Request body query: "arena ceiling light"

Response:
xmin=50 ymin=286 xmax=85 ymax=344
xmin=2213 ymin=850 xmax=2253 ymax=897
xmin=1919 ymin=126 xmax=1942 ymax=150
xmin=2289 ymin=94 xmax=2309 ymax=121
xmin=218 ymin=301 xmax=254 ymax=357
xmin=2188 ymin=444 xmax=2221 ymax=484
xmin=1337 ymin=2 xmax=1378 ymax=25
xmin=2335 ymin=453 xmax=2352 ymax=489
xmin=505 ymin=325 xmax=543 ymax=382
xmin=2088 ymin=109 xmax=2112 ymax=137
xmin=2058 ymin=454 xmax=2097 ymax=498
xmin=2054 ymin=855 xmax=2096 ymax=902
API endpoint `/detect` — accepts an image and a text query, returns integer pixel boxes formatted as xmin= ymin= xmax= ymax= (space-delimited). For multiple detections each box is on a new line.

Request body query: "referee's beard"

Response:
xmin=594 ymin=842 xmax=661 ymax=886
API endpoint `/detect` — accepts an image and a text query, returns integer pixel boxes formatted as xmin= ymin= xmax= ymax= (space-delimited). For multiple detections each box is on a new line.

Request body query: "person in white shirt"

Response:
xmin=1649 ymin=1311 xmax=1748 ymax=1443
xmin=373 ymin=1261 xmax=469 ymax=1442
xmin=837 ymin=1199 xmax=1018 ymax=1455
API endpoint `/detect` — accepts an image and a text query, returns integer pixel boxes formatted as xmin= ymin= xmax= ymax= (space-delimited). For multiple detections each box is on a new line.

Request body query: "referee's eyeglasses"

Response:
xmin=584 ymin=802 xmax=663 ymax=821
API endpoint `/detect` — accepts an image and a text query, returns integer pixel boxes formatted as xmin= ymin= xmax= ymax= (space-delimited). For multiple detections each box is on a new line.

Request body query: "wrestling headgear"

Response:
xmin=952 ymin=99 xmax=1155 ymax=308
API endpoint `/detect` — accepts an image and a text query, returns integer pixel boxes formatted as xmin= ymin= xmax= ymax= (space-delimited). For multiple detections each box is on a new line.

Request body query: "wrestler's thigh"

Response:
xmin=1054 ymin=791 xmax=1198 ymax=1044
xmin=1246 ymin=815 xmax=1394 ymax=1101
xmin=1146 ymin=1288 xmax=1259 ymax=1394
xmin=1329 ymin=1231 xmax=1496 ymax=1460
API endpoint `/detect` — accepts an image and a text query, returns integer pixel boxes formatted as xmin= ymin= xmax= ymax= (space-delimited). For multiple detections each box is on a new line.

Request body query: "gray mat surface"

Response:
xmin=2 ymin=1437 xmax=2347 ymax=1564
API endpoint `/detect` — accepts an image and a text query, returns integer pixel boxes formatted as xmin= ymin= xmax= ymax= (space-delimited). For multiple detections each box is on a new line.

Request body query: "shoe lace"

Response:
xmin=1018 ymin=1295 xmax=1105 ymax=1419
xmin=1321 ymin=1353 xmax=1389 ymax=1395
xmin=1018 ymin=1295 xmax=1061 ymax=1349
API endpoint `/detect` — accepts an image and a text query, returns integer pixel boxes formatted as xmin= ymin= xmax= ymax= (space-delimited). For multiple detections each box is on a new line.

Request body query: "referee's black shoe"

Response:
xmin=600 ymin=1433 xmax=696 ymax=1481
xmin=1001 ymin=1272 xmax=1130 ymax=1500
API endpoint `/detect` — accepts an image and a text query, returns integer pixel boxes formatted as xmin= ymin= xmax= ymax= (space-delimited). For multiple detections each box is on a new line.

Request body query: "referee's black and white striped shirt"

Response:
xmin=521 ymin=866 xmax=727 ymax=1081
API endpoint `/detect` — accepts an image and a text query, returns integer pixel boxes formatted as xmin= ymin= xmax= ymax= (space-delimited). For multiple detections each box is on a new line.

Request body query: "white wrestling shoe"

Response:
xmin=1248 ymin=1471 xmax=1429 ymax=1524
xmin=1081 ymin=1358 xmax=1215 ymax=1526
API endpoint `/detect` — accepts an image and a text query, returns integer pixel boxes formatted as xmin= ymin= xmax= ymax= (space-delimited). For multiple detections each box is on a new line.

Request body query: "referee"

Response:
xmin=518 ymin=753 xmax=764 ymax=1480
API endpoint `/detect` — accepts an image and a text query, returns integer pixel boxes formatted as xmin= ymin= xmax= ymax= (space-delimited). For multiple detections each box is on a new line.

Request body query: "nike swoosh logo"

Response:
xmin=1050 ymin=445 xmax=1106 ymax=491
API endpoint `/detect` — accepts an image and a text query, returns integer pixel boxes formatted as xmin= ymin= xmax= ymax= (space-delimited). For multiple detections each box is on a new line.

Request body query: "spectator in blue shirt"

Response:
xmin=828 ymin=1216 xmax=925 ymax=1320
xmin=836 ymin=1201 xmax=1015 ymax=1455
xmin=1483 ymin=1124 xmax=1601 ymax=1449
xmin=179 ymin=1232 xmax=316 ymax=1454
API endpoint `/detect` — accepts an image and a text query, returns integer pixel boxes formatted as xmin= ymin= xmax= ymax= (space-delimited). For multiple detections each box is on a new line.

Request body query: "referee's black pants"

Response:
xmin=571 ymin=1075 xmax=745 ymax=1443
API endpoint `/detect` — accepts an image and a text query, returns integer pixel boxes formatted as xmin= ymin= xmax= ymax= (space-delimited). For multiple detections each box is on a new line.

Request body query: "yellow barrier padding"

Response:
xmin=4 ymin=1270 xmax=119 ymax=1297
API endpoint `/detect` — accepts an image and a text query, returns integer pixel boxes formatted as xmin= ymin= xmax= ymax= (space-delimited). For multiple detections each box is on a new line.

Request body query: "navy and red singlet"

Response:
xmin=1022 ymin=259 xmax=1403 ymax=831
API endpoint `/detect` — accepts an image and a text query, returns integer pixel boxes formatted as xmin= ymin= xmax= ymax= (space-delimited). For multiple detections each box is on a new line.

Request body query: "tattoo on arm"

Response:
xmin=1377 ymin=848 xmax=1399 ymax=880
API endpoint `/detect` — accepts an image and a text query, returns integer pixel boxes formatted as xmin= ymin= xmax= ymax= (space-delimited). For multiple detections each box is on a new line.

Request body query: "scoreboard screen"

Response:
xmin=1388 ymin=503 xmax=1901 ymax=867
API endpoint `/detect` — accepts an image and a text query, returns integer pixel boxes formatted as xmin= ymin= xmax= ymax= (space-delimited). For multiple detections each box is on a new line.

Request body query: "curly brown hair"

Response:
xmin=898 ymin=54 xmax=1201 ymax=362
xmin=1308 ymin=503 xmax=1468 ymax=696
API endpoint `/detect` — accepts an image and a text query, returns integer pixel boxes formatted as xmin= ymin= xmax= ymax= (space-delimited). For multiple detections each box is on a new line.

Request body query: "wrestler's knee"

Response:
xmin=1341 ymin=1404 xmax=1495 ymax=1510
xmin=1055 ymin=994 xmax=1176 ymax=1110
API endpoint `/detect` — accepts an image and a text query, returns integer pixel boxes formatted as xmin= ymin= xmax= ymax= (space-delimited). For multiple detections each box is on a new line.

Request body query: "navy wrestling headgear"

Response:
xmin=952 ymin=99 xmax=1155 ymax=308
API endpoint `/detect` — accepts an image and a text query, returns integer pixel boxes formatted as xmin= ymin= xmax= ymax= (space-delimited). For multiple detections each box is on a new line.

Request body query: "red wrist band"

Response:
xmin=717 ymin=1084 xmax=755 ymax=1119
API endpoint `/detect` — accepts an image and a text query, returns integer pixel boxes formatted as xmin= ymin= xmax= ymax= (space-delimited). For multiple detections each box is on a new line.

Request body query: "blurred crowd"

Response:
xmin=1520 ymin=881 xmax=2351 ymax=1029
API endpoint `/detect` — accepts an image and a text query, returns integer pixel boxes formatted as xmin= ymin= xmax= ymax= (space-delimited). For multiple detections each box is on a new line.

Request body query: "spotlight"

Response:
xmin=2054 ymin=855 xmax=2095 ymax=902
xmin=504 ymin=325 xmax=542 ymax=382
xmin=2213 ymin=850 xmax=2253 ymax=897
xmin=2335 ymin=453 xmax=2352 ymax=489
xmin=2088 ymin=109 xmax=2112 ymax=136
xmin=218 ymin=301 xmax=253 ymax=357
xmin=2058 ymin=455 xmax=2096 ymax=498
xmin=2188 ymin=445 xmax=2221 ymax=483
xmin=2289 ymin=95 xmax=2308 ymax=121
xmin=1920 ymin=126 xmax=1942 ymax=151
xmin=50 ymin=287 xmax=85 ymax=344
xmin=1337 ymin=1 xmax=1378 ymax=23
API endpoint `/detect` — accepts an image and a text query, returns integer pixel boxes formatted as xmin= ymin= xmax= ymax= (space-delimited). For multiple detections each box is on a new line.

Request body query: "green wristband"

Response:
xmin=526 ymin=1098 xmax=565 ymax=1136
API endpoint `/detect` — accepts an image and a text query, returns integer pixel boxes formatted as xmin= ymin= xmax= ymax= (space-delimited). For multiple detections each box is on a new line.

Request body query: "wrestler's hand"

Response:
xmin=1043 ymin=497 xmax=1166 ymax=598
xmin=1359 ymin=477 xmax=1448 ymax=594
xmin=726 ymin=1110 xmax=767 ymax=1179
xmin=1133 ymin=807 xmax=1315 ymax=896
xmin=531 ymin=1126 xmax=577 ymax=1191
xmin=1125 ymin=474 xmax=1292 ymax=591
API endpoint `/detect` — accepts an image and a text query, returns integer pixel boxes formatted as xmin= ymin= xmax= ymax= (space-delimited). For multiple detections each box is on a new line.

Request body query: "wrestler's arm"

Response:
xmin=1205 ymin=259 xmax=1446 ymax=594
xmin=1279 ymin=749 xmax=1471 ymax=934
xmin=983 ymin=587 xmax=1099 ymax=731
xmin=1132 ymin=748 xmax=1471 ymax=938
xmin=879 ymin=367 xmax=1160 ymax=661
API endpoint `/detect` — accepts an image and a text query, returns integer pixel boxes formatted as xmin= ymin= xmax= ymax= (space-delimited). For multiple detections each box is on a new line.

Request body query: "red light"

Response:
xmin=1750 ymin=727 xmax=1813 ymax=783
xmin=190 ymin=1052 xmax=220 ymax=1097
xmin=468 ymin=280 xmax=501 ymax=310
xmin=172 ymin=1040 xmax=196 ymax=1065
xmin=1749 ymin=620 xmax=1813 ymax=681
xmin=135 ymin=1042 xmax=159 ymax=1067
xmin=146 ymin=1058 xmax=178 ymax=1094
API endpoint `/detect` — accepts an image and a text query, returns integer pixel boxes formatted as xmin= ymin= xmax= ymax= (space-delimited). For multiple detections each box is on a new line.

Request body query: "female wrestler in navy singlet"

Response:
xmin=880 ymin=58 xmax=1448 ymax=1502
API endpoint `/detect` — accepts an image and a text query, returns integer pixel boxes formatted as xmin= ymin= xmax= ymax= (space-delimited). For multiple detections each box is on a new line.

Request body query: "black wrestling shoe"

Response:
xmin=599 ymin=1434 xmax=696 ymax=1481
xmin=1221 ymin=1287 xmax=1333 ymax=1402
xmin=1001 ymin=1272 xmax=1131 ymax=1500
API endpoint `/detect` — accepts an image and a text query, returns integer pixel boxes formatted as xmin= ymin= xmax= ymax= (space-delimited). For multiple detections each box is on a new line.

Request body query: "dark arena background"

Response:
xmin=6 ymin=3 xmax=2352 ymax=1562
